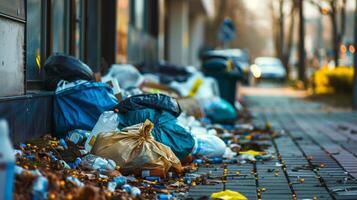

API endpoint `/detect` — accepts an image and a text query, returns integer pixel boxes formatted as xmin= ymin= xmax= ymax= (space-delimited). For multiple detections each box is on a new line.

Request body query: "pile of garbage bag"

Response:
xmin=8 ymin=55 xmax=279 ymax=199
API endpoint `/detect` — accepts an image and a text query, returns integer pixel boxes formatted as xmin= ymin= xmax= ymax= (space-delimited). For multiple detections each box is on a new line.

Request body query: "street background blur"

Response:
xmin=1 ymin=0 xmax=357 ymax=199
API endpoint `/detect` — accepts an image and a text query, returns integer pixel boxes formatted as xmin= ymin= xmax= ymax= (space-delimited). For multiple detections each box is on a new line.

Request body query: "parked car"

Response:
xmin=251 ymin=57 xmax=286 ymax=81
xmin=201 ymin=49 xmax=251 ymax=84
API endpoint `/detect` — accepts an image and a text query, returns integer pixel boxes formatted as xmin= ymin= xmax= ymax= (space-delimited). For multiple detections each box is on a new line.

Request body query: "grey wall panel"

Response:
xmin=127 ymin=26 xmax=158 ymax=65
xmin=0 ymin=0 xmax=26 ymax=21
xmin=0 ymin=17 xmax=24 ymax=97
xmin=0 ymin=93 xmax=53 ymax=144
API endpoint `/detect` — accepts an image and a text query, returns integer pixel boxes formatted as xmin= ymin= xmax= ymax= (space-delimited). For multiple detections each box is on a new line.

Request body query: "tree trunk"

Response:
xmin=282 ymin=0 xmax=297 ymax=78
xmin=298 ymin=0 xmax=306 ymax=85
xmin=270 ymin=0 xmax=280 ymax=57
xmin=338 ymin=0 xmax=347 ymax=66
xmin=353 ymin=0 xmax=357 ymax=109
xmin=279 ymin=0 xmax=284 ymax=60
xmin=330 ymin=1 xmax=339 ymax=67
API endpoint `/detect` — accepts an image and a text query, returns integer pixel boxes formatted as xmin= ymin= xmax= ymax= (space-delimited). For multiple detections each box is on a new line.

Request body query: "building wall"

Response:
xmin=127 ymin=25 xmax=158 ymax=65
xmin=167 ymin=0 xmax=189 ymax=65
xmin=125 ymin=0 xmax=159 ymax=66
xmin=189 ymin=15 xmax=206 ymax=67
xmin=0 ymin=17 xmax=25 ymax=97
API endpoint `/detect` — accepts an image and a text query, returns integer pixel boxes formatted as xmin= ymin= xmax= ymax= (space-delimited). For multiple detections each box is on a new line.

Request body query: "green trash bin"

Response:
xmin=202 ymin=58 xmax=242 ymax=106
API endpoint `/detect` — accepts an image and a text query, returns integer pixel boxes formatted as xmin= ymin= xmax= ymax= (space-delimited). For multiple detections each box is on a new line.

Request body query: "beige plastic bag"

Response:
xmin=91 ymin=120 xmax=182 ymax=174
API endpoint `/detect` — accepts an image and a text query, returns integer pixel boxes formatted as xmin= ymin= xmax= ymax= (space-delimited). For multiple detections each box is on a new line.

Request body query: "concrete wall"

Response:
xmin=189 ymin=15 xmax=206 ymax=67
xmin=0 ymin=17 xmax=24 ymax=97
xmin=167 ymin=0 xmax=189 ymax=65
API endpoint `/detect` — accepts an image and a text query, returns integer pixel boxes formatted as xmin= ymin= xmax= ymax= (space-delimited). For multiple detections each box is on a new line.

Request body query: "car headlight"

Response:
xmin=250 ymin=64 xmax=261 ymax=78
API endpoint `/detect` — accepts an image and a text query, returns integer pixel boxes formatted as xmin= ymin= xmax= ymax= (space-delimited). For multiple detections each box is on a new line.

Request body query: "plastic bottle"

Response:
xmin=144 ymin=176 xmax=161 ymax=182
xmin=85 ymin=111 xmax=119 ymax=152
xmin=141 ymin=168 xmax=166 ymax=179
xmin=107 ymin=181 xmax=117 ymax=192
xmin=67 ymin=129 xmax=91 ymax=144
xmin=113 ymin=176 xmax=127 ymax=186
xmin=157 ymin=194 xmax=173 ymax=200
xmin=130 ymin=187 xmax=141 ymax=197
xmin=81 ymin=154 xmax=116 ymax=172
xmin=32 ymin=176 xmax=49 ymax=199
xmin=0 ymin=119 xmax=15 ymax=200
xmin=122 ymin=184 xmax=132 ymax=193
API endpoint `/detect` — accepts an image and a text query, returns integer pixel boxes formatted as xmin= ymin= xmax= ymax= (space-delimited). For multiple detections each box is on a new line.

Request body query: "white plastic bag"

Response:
xmin=170 ymin=71 xmax=220 ymax=99
xmin=106 ymin=64 xmax=144 ymax=89
xmin=192 ymin=133 xmax=226 ymax=158
xmin=55 ymin=80 xmax=88 ymax=92
xmin=85 ymin=111 xmax=119 ymax=152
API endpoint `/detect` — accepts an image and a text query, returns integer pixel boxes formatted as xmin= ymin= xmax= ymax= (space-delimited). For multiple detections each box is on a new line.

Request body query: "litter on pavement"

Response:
xmin=4 ymin=55 xmax=280 ymax=199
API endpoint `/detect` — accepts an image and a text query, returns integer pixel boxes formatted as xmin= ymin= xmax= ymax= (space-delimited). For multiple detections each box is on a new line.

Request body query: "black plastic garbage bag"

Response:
xmin=44 ymin=54 xmax=94 ymax=90
xmin=117 ymin=109 xmax=194 ymax=159
xmin=115 ymin=93 xmax=181 ymax=117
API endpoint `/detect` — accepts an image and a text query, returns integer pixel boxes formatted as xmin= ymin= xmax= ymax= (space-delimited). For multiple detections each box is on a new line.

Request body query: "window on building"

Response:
xmin=51 ymin=0 xmax=70 ymax=54
xmin=26 ymin=0 xmax=86 ymax=89
xmin=74 ymin=0 xmax=85 ymax=60
xmin=26 ymin=0 xmax=43 ymax=81
xmin=116 ymin=0 xmax=129 ymax=63
xmin=134 ymin=0 xmax=144 ymax=30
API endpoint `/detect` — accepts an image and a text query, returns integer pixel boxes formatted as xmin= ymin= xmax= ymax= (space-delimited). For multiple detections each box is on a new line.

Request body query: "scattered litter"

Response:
xmin=81 ymin=154 xmax=116 ymax=172
xmin=10 ymin=61 xmax=282 ymax=199
xmin=67 ymin=129 xmax=91 ymax=144
xmin=211 ymin=190 xmax=248 ymax=200
xmin=239 ymin=150 xmax=265 ymax=157
xmin=32 ymin=176 xmax=49 ymax=200
xmin=66 ymin=176 xmax=85 ymax=187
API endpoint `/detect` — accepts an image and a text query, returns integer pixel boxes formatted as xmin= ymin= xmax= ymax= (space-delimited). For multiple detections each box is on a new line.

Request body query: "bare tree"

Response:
xmin=353 ymin=0 xmax=357 ymax=109
xmin=271 ymin=0 xmax=298 ymax=77
xmin=270 ymin=0 xmax=280 ymax=57
xmin=308 ymin=0 xmax=347 ymax=67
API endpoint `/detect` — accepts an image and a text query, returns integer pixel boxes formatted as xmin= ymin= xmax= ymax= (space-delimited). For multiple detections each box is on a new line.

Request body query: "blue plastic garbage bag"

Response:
xmin=202 ymin=97 xmax=237 ymax=123
xmin=53 ymin=81 xmax=118 ymax=137
xmin=115 ymin=93 xmax=181 ymax=117
xmin=117 ymin=109 xmax=194 ymax=159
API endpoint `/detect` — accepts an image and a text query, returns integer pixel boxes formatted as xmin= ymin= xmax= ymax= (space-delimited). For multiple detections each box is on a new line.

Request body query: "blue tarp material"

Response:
xmin=117 ymin=109 xmax=194 ymax=159
xmin=203 ymin=97 xmax=237 ymax=123
xmin=53 ymin=81 xmax=118 ymax=136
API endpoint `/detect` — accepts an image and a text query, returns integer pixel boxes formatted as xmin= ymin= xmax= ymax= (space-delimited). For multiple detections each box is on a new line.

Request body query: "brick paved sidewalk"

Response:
xmin=187 ymin=92 xmax=357 ymax=200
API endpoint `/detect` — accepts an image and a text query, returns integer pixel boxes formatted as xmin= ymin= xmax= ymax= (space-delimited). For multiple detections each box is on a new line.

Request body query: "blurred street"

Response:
xmin=1 ymin=0 xmax=357 ymax=199
xmin=241 ymin=83 xmax=307 ymax=98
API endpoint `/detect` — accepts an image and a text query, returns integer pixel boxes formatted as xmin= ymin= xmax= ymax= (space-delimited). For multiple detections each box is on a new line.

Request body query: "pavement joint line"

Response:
xmin=279 ymin=110 xmax=340 ymax=199
xmin=252 ymin=162 xmax=262 ymax=200
xmin=299 ymin=113 xmax=353 ymax=150
xmin=258 ymin=108 xmax=297 ymax=199
xmin=309 ymin=114 xmax=357 ymax=158
xmin=269 ymin=128 xmax=297 ymax=200
xmin=259 ymin=104 xmax=335 ymax=199
xmin=293 ymin=112 xmax=357 ymax=180
xmin=244 ymin=94 xmax=357 ymax=199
